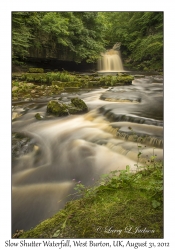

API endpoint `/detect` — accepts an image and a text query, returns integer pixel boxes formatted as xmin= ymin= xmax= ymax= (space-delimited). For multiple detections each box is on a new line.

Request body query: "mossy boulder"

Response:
xmin=47 ymin=98 xmax=88 ymax=116
xmin=71 ymin=98 xmax=88 ymax=112
xmin=35 ymin=113 xmax=43 ymax=120
xmin=47 ymin=101 xmax=69 ymax=116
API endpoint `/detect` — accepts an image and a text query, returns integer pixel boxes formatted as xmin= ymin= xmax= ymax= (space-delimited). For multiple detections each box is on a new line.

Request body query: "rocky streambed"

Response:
xmin=12 ymin=71 xmax=163 ymax=233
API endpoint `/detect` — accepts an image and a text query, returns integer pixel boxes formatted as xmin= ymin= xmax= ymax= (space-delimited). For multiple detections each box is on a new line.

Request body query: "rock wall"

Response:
xmin=26 ymin=57 xmax=97 ymax=72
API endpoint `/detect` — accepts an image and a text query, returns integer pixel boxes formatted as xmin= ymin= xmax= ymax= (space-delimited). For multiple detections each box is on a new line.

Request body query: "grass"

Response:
xmin=13 ymin=71 xmax=134 ymax=87
xmin=17 ymin=157 xmax=163 ymax=239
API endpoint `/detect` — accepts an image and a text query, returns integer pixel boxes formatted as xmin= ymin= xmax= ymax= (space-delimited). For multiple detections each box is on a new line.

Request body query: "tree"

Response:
xmin=97 ymin=11 xmax=163 ymax=70
xmin=12 ymin=12 xmax=32 ymax=61
xmin=12 ymin=11 xmax=163 ymax=70
xmin=12 ymin=12 xmax=106 ymax=63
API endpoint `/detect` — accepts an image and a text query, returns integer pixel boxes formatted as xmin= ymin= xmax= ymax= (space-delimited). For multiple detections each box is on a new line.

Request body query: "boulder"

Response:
xmin=47 ymin=101 xmax=69 ymax=116
xmin=71 ymin=98 xmax=88 ymax=112
xmin=35 ymin=113 xmax=43 ymax=120
xmin=47 ymin=98 xmax=88 ymax=116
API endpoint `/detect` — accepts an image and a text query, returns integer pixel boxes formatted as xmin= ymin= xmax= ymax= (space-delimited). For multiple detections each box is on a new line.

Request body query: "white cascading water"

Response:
xmin=98 ymin=49 xmax=124 ymax=72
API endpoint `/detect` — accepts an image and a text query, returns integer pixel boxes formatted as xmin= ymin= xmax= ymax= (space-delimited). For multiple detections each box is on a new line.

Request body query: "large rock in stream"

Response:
xmin=47 ymin=98 xmax=88 ymax=116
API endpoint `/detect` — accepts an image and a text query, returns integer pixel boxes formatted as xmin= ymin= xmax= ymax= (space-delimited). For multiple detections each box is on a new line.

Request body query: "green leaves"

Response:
xmin=12 ymin=11 xmax=163 ymax=69
xmin=12 ymin=12 xmax=42 ymax=61
xmin=97 ymin=12 xmax=163 ymax=70
xmin=12 ymin=11 xmax=106 ymax=64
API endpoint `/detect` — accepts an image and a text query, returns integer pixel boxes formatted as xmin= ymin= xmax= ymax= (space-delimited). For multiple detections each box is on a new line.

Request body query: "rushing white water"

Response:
xmin=98 ymin=49 xmax=124 ymax=72
xmin=12 ymin=76 xmax=163 ymax=233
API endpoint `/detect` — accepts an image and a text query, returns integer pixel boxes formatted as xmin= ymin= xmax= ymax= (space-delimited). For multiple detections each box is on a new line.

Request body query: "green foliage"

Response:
xmin=12 ymin=12 xmax=32 ymax=60
xmin=28 ymin=68 xmax=44 ymax=73
xmin=12 ymin=12 xmax=106 ymax=64
xmin=21 ymin=71 xmax=81 ymax=85
xmin=12 ymin=11 xmax=163 ymax=69
xmin=97 ymin=12 xmax=163 ymax=70
xmin=19 ymin=71 xmax=134 ymax=88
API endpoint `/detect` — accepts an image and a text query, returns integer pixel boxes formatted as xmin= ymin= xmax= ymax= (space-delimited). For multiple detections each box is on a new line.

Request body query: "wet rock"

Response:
xmin=12 ymin=112 xmax=21 ymax=120
xmin=71 ymin=98 xmax=88 ymax=112
xmin=47 ymin=101 xmax=69 ymax=116
xmin=100 ymin=90 xmax=143 ymax=103
xmin=12 ymin=133 xmax=35 ymax=158
xmin=47 ymin=98 xmax=88 ymax=116
xmin=35 ymin=113 xmax=43 ymax=120
xmin=134 ymin=75 xmax=145 ymax=78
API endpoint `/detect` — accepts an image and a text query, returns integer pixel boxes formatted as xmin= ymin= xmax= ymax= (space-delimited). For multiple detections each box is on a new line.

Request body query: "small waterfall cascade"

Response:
xmin=98 ymin=49 xmax=124 ymax=72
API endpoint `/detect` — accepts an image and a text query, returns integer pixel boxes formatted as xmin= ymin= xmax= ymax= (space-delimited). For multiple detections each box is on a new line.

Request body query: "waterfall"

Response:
xmin=98 ymin=49 xmax=124 ymax=72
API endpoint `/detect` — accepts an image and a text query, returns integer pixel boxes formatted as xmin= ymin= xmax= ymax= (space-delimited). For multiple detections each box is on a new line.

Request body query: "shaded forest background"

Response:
xmin=12 ymin=11 xmax=163 ymax=71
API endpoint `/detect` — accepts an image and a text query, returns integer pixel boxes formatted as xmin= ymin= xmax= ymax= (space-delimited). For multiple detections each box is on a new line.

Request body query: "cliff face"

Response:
xmin=12 ymin=45 xmax=94 ymax=72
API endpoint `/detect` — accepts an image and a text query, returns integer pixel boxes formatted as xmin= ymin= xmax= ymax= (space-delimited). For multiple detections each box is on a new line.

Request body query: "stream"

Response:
xmin=12 ymin=74 xmax=163 ymax=233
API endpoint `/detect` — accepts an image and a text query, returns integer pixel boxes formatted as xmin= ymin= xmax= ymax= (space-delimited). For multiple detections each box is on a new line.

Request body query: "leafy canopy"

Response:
xmin=12 ymin=11 xmax=163 ymax=69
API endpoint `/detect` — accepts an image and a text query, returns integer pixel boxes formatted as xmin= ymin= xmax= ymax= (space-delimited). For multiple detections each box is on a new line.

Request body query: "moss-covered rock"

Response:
xmin=47 ymin=98 xmax=88 ymax=116
xmin=71 ymin=98 xmax=88 ymax=112
xmin=35 ymin=113 xmax=43 ymax=120
xmin=47 ymin=101 xmax=69 ymax=116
